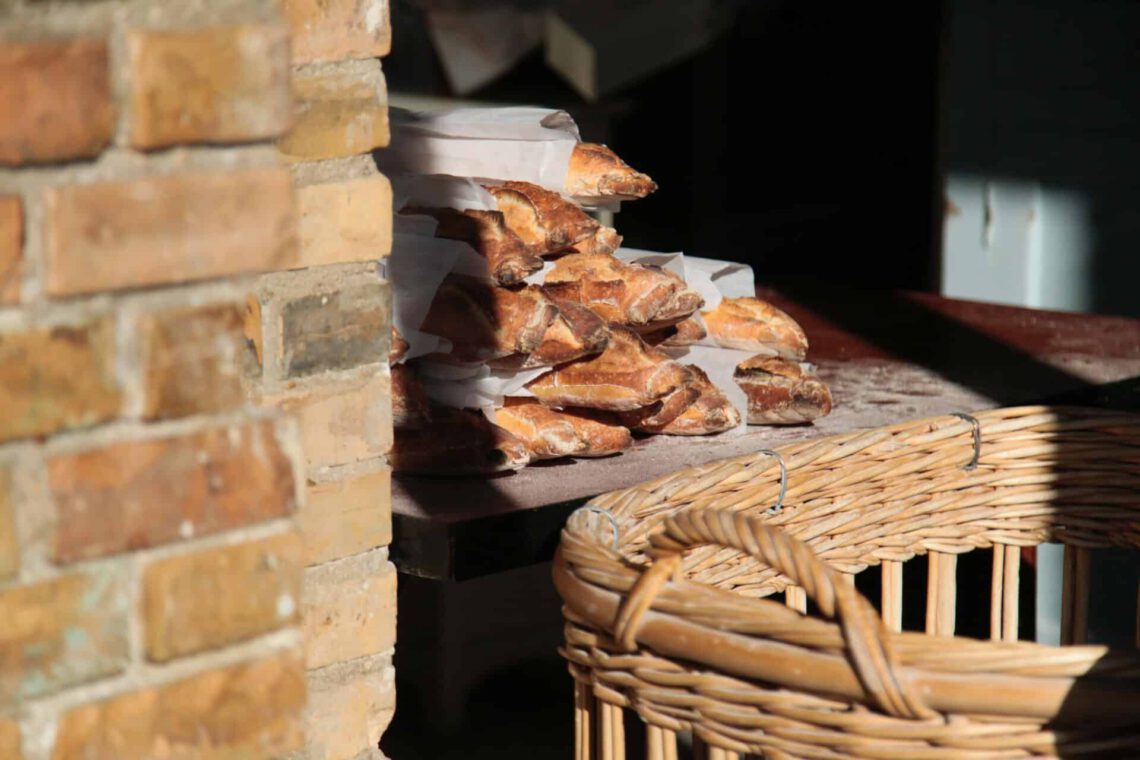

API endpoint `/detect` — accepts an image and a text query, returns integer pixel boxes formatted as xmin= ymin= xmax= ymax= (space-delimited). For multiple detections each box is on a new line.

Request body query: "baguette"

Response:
xmin=543 ymin=253 xmax=703 ymax=329
xmin=642 ymin=314 xmax=706 ymax=347
xmin=734 ymin=356 xmax=832 ymax=425
xmin=652 ymin=366 xmax=741 ymax=435
xmin=615 ymin=367 xmax=700 ymax=431
xmin=489 ymin=298 xmax=609 ymax=370
xmin=564 ymin=143 xmax=657 ymax=201
xmin=391 ymin=363 xmax=431 ymax=430
xmin=702 ymin=297 xmax=808 ymax=359
xmin=526 ymin=325 xmax=688 ymax=411
xmin=391 ymin=406 xmax=530 ymax=475
xmin=389 ymin=325 xmax=409 ymax=364
xmin=420 ymin=275 xmax=557 ymax=363
xmin=572 ymin=224 xmax=622 ymax=256
xmin=495 ymin=398 xmax=632 ymax=459
xmin=403 ymin=206 xmax=543 ymax=285
xmin=484 ymin=181 xmax=599 ymax=255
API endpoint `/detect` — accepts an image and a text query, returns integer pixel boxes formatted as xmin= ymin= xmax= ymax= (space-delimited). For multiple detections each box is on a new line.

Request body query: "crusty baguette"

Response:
xmin=572 ymin=224 xmax=622 ymax=255
xmin=653 ymin=366 xmax=741 ymax=435
xmin=659 ymin=314 xmax=707 ymax=347
xmin=542 ymin=253 xmax=703 ymax=329
xmin=564 ymin=143 xmax=657 ymax=201
xmin=490 ymin=298 xmax=610 ymax=370
xmin=389 ymin=325 xmax=409 ymax=364
xmin=391 ymin=363 xmax=431 ymax=430
xmin=702 ymin=297 xmax=808 ymax=359
xmin=734 ymin=356 xmax=832 ymax=425
xmin=402 ymin=206 xmax=543 ymax=285
xmin=484 ymin=181 xmax=599 ymax=255
xmin=616 ymin=367 xmax=700 ymax=431
xmin=526 ymin=325 xmax=688 ymax=411
xmin=420 ymin=275 xmax=557 ymax=363
xmin=495 ymin=397 xmax=631 ymax=459
xmin=391 ymin=406 xmax=530 ymax=475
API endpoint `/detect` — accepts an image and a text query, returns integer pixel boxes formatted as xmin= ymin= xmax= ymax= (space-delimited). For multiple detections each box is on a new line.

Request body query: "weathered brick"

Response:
xmin=278 ymin=59 xmax=389 ymax=161
xmin=283 ymin=0 xmax=391 ymax=64
xmin=50 ymin=420 xmax=297 ymax=564
xmin=0 ymin=465 xmax=16 ymax=579
xmin=280 ymin=280 xmax=389 ymax=378
xmin=0 ymin=567 xmax=129 ymax=706
xmin=306 ymin=654 xmax=395 ymax=760
xmin=0 ymin=38 xmax=113 ymax=165
xmin=143 ymin=531 xmax=302 ymax=662
xmin=0 ymin=718 xmax=20 ymax=760
xmin=303 ymin=549 xmax=395 ymax=669
xmin=52 ymin=651 xmax=305 ymax=760
xmin=300 ymin=468 xmax=391 ymax=566
xmin=0 ymin=195 xmax=21 ymax=304
xmin=263 ymin=373 xmax=391 ymax=469
xmin=0 ymin=320 xmax=121 ymax=443
xmin=43 ymin=168 xmax=298 ymax=298
xmin=296 ymin=175 xmax=393 ymax=268
xmin=127 ymin=24 xmax=293 ymax=150
xmin=137 ymin=301 xmax=248 ymax=419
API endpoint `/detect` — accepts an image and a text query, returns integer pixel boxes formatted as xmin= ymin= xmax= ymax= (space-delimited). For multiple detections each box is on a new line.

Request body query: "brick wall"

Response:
xmin=0 ymin=0 xmax=395 ymax=758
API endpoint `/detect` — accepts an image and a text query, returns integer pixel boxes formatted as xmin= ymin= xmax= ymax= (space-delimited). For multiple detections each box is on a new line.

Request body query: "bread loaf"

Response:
xmin=484 ymin=180 xmax=599 ymax=255
xmin=702 ymin=297 xmax=808 ymax=359
xmin=495 ymin=398 xmax=632 ymax=459
xmin=543 ymin=253 xmax=703 ymax=329
xmin=642 ymin=314 xmax=706 ymax=347
xmin=420 ymin=275 xmax=557 ymax=363
xmin=734 ymin=356 xmax=832 ymax=425
xmin=391 ymin=406 xmax=530 ymax=475
xmin=389 ymin=325 xmax=409 ymax=364
xmin=489 ymin=298 xmax=610 ymax=370
xmin=403 ymin=207 xmax=543 ymax=285
xmin=391 ymin=363 xmax=431 ymax=429
xmin=526 ymin=325 xmax=688 ymax=411
xmin=652 ymin=366 xmax=741 ymax=435
xmin=564 ymin=143 xmax=657 ymax=201
xmin=572 ymin=224 xmax=622 ymax=255
xmin=615 ymin=367 xmax=700 ymax=430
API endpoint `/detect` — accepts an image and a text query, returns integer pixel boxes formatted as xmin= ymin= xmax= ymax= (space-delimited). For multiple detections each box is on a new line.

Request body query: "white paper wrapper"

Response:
xmin=377 ymin=107 xmax=580 ymax=192
xmin=390 ymin=173 xmax=498 ymax=214
xmin=416 ymin=360 xmax=545 ymax=409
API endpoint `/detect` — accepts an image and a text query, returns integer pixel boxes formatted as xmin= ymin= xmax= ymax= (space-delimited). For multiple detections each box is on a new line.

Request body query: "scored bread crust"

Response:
xmin=701 ymin=297 xmax=809 ymax=359
xmin=484 ymin=181 xmax=600 ymax=255
xmin=403 ymin=206 xmax=543 ymax=285
xmin=572 ymin=224 xmax=623 ymax=255
xmin=391 ymin=407 xmax=530 ymax=475
xmin=526 ymin=326 xmax=689 ymax=411
xmin=616 ymin=366 xmax=700 ymax=431
xmin=487 ymin=296 xmax=610 ymax=371
xmin=734 ymin=356 xmax=832 ymax=425
xmin=563 ymin=143 xmax=657 ymax=201
xmin=495 ymin=398 xmax=632 ymax=459
xmin=654 ymin=365 xmax=741 ymax=435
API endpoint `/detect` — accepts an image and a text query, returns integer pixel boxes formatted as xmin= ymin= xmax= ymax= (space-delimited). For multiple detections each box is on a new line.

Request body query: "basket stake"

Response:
xmin=882 ymin=560 xmax=903 ymax=632
xmin=926 ymin=552 xmax=957 ymax=635
xmin=1061 ymin=546 xmax=1091 ymax=644
xmin=991 ymin=546 xmax=1005 ymax=640
xmin=1002 ymin=545 xmax=1020 ymax=641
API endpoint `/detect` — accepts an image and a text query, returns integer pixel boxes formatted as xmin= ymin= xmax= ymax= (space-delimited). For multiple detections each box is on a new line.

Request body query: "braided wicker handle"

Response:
xmin=614 ymin=508 xmax=934 ymax=720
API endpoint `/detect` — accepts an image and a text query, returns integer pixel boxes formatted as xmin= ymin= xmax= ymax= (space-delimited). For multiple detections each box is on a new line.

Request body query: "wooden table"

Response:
xmin=392 ymin=283 xmax=1140 ymax=580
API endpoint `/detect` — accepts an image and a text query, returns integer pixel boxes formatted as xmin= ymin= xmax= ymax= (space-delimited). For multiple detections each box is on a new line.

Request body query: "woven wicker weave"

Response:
xmin=555 ymin=406 xmax=1140 ymax=759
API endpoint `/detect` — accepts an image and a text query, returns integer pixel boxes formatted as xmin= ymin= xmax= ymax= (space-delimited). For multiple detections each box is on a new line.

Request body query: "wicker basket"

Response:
xmin=555 ymin=406 xmax=1140 ymax=759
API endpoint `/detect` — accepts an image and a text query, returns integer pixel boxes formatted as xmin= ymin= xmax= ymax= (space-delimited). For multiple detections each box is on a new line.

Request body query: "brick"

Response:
xmin=137 ymin=301 xmax=248 ymax=420
xmin=303 ymin=549 xmax=395 ymax=669
xmin=300 ymin=468 xmax=391 ymax=565
xmin=52 ymin=651 xmax=305 ymax=760
xmin=0 ymin=718 xmax=20 ymax=760
xmin=306 ymin=655 xmax=394 ymax=760
xmin=283 ymin=0 xmax=391 ymax=64
xmin=143 ymin=531 xmax=302 ymax=662
xmin=0 ymin=567 xmax=129 ymax=706
xmin=0 ymin=320 xmax=121 ymax=444
xmin=297 ymin=175 xmax=393 ymax=268
xmin=263 ymin=373 xmax=391 ymax=469
xmin=127 ymin=24 xmax=293 ymax=150
xmin=278 ymin=60 xmax=389 ymax=161
xmin=0 ymin=39 xmax=113 ymax=165
xmin=50 ymin=420 xmax=297 ymax=564
xmin=0 ymin=195 xmax=21 ymax=304
xmin=280 ymin=280 xmax=389 ymax=378
xmin=0 ymin=465 xmax=16 ymax=579
xmin=43 ymin=168 xmax=298 ymax=298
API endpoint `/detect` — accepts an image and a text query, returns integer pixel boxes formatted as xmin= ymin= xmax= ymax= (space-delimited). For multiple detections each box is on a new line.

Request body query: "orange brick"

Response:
xmin=142 ymin=531 xmax=302 ymax=662
xmin=137 ymin=301 xmax=248 ymax=420
xmin=263 ymin=372 xmax=391 ymax=469
xmin=127 ymin=24 xmax=292 ymax=150
xmin=305 ymin=655 xmax=394 ymax=760
xmin=0 ymin=718 xmax=20 ymax=760
xmin=0 ymin=568 xmax=129 ymax=706
xmin=300 ymin=468 xmax=391 ymax=565
xmin=0 ymin=465 xmax=16 ymax=579
xmin=0 ymin=39 xmax=113 ymax=165
xmin=303 ymin=549 xmax=395 ymax=669
xmin=297 ymin=176 xmax=393 ymax=267
xmin=0 ymin=195 xmax=21 ymax=304
xmin=278 ymin=60 xmax=389 ymax=161
xmin=50 ymin=420 xmax=297 ymax=564
xmin=52 ymin=651 xmax=305 ymax=760
xmin=43 ymin=168 xmax=298 ymax=298
xmin=283 ymin=0 xmax=391 ymax=65
xmin=0 ymin=320 xmax=121 ymax=444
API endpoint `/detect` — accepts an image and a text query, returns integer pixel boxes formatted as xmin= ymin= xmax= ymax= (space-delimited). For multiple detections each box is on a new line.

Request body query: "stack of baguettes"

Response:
xmin=390 ymin=143 xmax=832 ymax=475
